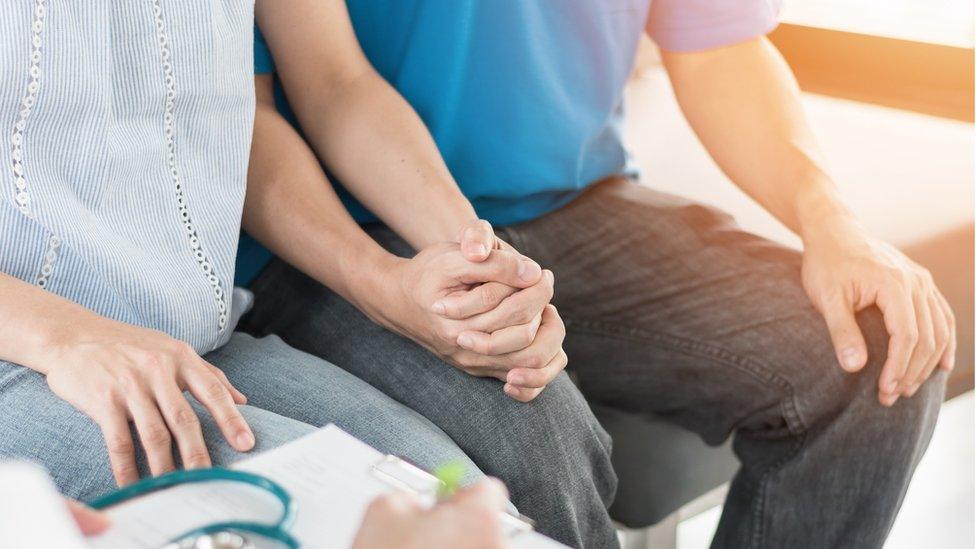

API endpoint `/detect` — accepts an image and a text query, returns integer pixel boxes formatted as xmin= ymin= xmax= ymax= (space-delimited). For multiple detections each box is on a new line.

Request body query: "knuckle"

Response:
xmin=105 ymin=433 xmax=135 ymax=456
xmin=112 ymin=461 xmax=137 ymax=480
xmin=521 ymin=351 xmax=546 ymax=369
xmin=173 ymin=406 xmax=200 ymax=429
xmin=143 ymin=423 xmax=171 ymax=447
xmin=184 ymin=448 xmax=210 ymax=467
xmin=203 ymin=379 xmax=229 ymax=401
xmin=480 ymin=285 xmax=504 ymax=309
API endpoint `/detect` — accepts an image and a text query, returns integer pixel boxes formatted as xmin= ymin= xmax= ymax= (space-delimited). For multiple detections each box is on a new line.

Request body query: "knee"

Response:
xmin=488 ymin=373 xmax=617 ymax=505
xmin=796 ymin=306 xmax=944 ymax=444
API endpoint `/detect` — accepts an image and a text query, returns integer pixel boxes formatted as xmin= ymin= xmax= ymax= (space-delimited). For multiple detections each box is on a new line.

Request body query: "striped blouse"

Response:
xmin=1 ymin=1 xmax=255 ymax=353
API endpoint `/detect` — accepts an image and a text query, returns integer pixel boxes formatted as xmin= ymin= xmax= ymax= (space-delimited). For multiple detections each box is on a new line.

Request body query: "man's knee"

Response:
xmin=483 ymin=373 xmax=617 ymax=506
xmin=794 ymin=306 xmax=944 ymax=443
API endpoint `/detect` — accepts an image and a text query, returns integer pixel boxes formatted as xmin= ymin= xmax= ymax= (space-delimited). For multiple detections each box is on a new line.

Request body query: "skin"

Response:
xmin=0 ymin=274 xmax=254 ymax=486
xmin=249 ymin=0 xmax=566 ymax=402
xmin=656 ymin=36 xmax=955 ymax=405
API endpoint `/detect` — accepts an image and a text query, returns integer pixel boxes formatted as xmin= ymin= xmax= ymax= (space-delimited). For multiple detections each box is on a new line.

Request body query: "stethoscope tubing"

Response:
xmin=87 ymin=467 xmax=299 ymax=548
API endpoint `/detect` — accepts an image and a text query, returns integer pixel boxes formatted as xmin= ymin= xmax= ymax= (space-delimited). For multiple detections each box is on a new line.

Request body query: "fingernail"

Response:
xmin=237 ymin=431 xmax=255 ymax=450
xmin=457 ymin=334 xmax=473 ymax=349
xmin=518 ymin=259 xmax=541 ymax=282
xmin=841 ymin=348 xmax=862 ymax=370
xmin=884 ymin=379 xmax=899 ymax=394
xmin=474 ymin=244 xmax=488 ymax=257
xmin=508 ymin=372 xmax=524 ymax=385
xmin=432 ymin=301 xmax=446 ymax=315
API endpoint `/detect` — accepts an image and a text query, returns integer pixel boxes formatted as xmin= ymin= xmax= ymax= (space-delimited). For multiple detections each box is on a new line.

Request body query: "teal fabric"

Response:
xmin=240 ymin=1 xmax=781 ymax=285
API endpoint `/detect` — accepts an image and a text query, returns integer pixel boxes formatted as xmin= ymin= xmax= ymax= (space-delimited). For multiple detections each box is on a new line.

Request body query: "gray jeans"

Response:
xmin=0 ymin=333 xmax=479 ymax=501
xmin=243 ymin=179 xmax=945 ymax=548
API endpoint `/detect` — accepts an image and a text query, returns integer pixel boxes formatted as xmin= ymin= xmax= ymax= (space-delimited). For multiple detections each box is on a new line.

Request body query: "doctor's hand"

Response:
xmin=39 ymin=315 xmax=254 ymax=486
xmin=802 ymin=215 xmax=955 ymax=406
xmin=65 ymin=499 xmax=110 ymax=536
xmin=352 ymin=478 xmax=509 ymax=549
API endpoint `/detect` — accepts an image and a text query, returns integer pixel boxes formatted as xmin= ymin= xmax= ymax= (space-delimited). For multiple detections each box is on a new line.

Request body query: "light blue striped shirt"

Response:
xmin=1 ymin=1 xmax=255 ymax=353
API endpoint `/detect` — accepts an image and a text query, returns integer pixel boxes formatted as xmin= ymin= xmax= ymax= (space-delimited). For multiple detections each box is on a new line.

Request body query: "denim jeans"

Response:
xmin=244 ymin=178 xmax=945 ymax=548
xmin=0 ymin=333 xmax=480 ymax=501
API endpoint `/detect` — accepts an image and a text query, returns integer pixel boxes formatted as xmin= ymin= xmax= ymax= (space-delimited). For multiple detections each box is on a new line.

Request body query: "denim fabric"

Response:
xmin=246 ymin=178 xmax=944 ymax=549
xmin=241 ymin=268 xmax=619 ymax=547
xmin=502 ymin=179 xmax=945 ymax=548
xmin=0 ymin=333 xmax=480 ymax=502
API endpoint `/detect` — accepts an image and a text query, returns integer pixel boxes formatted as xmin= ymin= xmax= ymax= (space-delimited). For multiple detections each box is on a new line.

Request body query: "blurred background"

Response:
xmin=622 ymin=1 xmax=974 ymax=547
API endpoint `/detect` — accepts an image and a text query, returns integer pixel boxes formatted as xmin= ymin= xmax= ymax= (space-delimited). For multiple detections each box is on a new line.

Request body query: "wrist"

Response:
xmin=344 ymin=247 xmax=413 ymax=334
xmin=794 ymin=176 xmax=860 ymax=246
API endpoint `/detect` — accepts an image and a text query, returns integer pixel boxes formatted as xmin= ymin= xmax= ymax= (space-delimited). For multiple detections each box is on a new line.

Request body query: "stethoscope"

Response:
xmin=88 ymin=468 xmax=299 ymax=549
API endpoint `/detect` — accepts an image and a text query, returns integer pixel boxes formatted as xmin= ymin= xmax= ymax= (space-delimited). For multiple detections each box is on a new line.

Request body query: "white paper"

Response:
xmin=0 ymin=461 xmax=89 ymax=549
xmin=91 ymin=424 xmax=564 ymax=548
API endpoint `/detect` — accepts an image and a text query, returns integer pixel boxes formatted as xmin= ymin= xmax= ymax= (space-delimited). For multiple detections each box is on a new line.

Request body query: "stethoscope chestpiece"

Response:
xmin=163 ymin=531 xmax=253 ymax=549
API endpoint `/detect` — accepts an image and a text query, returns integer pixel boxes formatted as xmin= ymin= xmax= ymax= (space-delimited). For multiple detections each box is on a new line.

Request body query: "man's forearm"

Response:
xmin=242 ymin=102 xmax=404 ymax=323
xmin=661 ymin=37 xmax=855 ymax=239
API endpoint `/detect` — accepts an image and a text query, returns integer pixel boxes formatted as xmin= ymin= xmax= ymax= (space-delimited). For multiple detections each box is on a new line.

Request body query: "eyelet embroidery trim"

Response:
xmin=10 ymin=0 xmax=45 ymax=218
xmin=35 ymin=234 xmax=60 ymax=288
xmin=151 ymin=0 xmax=228 ymax=331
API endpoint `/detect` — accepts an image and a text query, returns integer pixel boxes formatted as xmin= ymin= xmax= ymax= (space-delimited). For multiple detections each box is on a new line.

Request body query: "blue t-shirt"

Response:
xmin=239 ymin=0 xmax=781 ymax=285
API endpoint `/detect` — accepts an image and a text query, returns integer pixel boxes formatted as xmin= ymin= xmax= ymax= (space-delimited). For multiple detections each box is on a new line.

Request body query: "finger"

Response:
xmin=820 ymin=293 xmax=868 ymax=372
xmin=451 ymin=477 xmax=509 ymax=511
xmin=507 ymin=348 xmax=567 ymax=390
xmin=203 ymin=360 xmax=247 ymax=405
xmin=126 ymin=388 xmax=176 ymax=476
xmin=457 ymin=311 xmax=542 ymax=356
xmin=463 ymin=270 xmax=554 ymax=333
xmin=181 ymin=365 xmax=255 ymax=452
xmin=96 ymin=406 xmax=139 ymax=486
xmin=877 ymin=287 xmax=918 ymax=406
xmin=65 ymin=499 xmax=111 ymax=536
xmin=936 ymin=292 xmax=957 ymax=372
xmin=498 ymin=304 xmax=564 ymax=371
xmin=503 ymin=383 xmax=544 ymax=403
xmin=450 ymin=249 xmax=542 ymax=288
xmin=459 ymin=220 xmax=495 ymax=262
xmin=899 ymin=291 xmax=937 ymax=396
xmin=907 ymin=293 xmax=951 ymax=396
xmin=433 ymin=282 xmax=518 ymax=320
xmin=155 ymin=381 xmax=211 ymax=469
xmin=910 ymin=295 xmax=951 ymax=395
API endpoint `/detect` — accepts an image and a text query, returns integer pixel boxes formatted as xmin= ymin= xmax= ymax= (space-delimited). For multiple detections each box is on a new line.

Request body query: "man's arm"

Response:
xmin=243 ymin=76 xmax=566 ymax=402
xmin=659 ymin=37 xmax=955 ymax=405
xmin=254 ymin=0 xmax=476 ymax=252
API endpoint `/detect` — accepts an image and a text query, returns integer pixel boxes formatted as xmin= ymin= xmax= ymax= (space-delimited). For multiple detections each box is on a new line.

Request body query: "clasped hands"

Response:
xmin=380 ymin=220 xmax=566 ymax=402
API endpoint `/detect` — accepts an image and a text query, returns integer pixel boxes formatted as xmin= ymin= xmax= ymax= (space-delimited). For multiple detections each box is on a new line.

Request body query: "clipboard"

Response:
xmin=370 ymin=454 xmax=536 ymax=537
xmin=91 ymin=424 xmax=563 ymax=548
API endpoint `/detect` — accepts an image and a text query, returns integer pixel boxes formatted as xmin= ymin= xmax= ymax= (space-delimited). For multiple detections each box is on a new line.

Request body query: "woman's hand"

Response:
xmin=39 ymin=317 xmax=254 ymax=486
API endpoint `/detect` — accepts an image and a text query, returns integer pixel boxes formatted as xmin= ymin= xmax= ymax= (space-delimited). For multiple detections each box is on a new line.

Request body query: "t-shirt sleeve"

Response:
xmin=646 ymin=0 xmax=783 ymax=52
xmin=253 ymin=25 xmax=275 ymax=74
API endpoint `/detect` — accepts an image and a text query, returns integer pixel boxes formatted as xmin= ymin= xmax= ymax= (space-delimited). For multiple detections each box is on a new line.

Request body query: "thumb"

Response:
xmin=821 ymin=295 xmax=868 ymax=372
xmin=458 ymin=220 xmax=496 ymax=263
xmin=66 ymin=499 xmax=111 ymax=536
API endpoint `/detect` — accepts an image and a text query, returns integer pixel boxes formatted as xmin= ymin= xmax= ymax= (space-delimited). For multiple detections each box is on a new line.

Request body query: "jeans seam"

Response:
xmin=564 ymin=316 xmax=809 ymax=548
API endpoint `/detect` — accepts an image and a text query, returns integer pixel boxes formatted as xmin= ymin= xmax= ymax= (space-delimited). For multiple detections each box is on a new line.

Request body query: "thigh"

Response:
xmin=507 ymin=178 xmax=892 ymax=442
xmin=240 ymin=263 xmax=613 ymax=497
xmin=205 ymin=333 xmax=482 ymax=480
xmin=0 ymin=359 xmax=315 ymax=501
